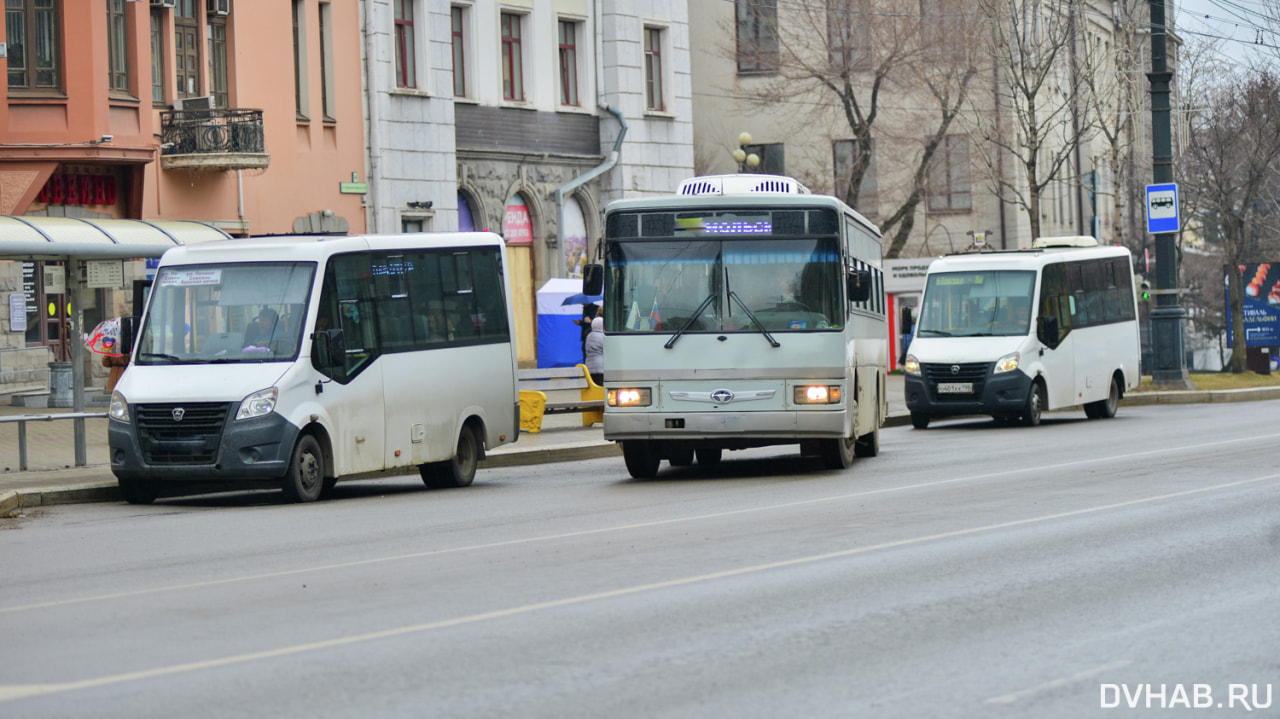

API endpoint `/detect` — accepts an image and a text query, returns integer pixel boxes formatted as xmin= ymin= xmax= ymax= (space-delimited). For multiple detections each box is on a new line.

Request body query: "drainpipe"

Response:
xmin=363 ymin=0 xmax=382 ymax=233
xmin=555 ymin=104 xmax=627 ymax=273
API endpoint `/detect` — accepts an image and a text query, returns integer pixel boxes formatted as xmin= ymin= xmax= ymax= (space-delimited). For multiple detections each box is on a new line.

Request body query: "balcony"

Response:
xmin=159 ymin=108 xmax=269 ymax=171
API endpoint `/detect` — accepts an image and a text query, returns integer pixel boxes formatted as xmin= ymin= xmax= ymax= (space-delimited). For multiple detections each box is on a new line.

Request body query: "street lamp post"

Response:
xmin=732 ymin=132 xmax=760 ymax=173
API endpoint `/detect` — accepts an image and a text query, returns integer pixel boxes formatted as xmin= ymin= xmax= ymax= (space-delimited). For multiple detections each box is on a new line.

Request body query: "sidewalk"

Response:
xmin=3 ymin=375 xmax=1277 ymax=515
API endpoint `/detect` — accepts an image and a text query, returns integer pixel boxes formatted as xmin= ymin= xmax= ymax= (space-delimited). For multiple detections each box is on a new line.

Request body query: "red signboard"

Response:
xmin=503 ymin=199 xmax=533 ymax=245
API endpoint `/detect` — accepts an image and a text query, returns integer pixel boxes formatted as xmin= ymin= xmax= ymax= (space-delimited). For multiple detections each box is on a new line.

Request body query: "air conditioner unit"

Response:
xmin=151 ymin=0 xmax=176 ymax=8
xmin=175 ymin=96 xmax=216 ymax=111
xmin=207 ymin=0 xmax=229 ymax=15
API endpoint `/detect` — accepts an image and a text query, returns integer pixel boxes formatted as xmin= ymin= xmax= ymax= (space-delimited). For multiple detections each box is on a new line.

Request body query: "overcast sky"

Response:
xmin=1175 ymin=0 xmax=1277 ymax=65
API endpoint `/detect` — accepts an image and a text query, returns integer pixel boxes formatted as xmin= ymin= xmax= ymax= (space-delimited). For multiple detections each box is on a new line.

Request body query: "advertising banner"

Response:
xmin=1227 ymin=263 xmax=1280 ymax=347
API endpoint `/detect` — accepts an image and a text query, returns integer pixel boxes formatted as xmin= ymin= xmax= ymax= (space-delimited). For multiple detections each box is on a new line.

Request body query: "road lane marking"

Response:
xmin=985 ymin=660 xmax=1133 ymax=704
xmin=4 ymin=432 xmax=1279 ymax=615
xmin=2 ymin=472 xmax=1277 ymax=703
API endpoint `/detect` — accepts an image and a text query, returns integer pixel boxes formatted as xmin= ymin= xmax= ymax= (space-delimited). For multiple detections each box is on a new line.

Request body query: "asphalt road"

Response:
xmin=2 ymin=402 xmax=1278 ymax=718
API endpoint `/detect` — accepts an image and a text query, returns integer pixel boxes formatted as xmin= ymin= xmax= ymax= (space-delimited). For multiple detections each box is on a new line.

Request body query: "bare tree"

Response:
xmin=966 ymin=0 xmax=1098 ymax=240
xmin=1181 ymin=69 xmax=1280 ymax=372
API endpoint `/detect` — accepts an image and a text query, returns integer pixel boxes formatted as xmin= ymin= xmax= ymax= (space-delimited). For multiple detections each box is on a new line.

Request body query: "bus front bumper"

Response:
xmin=903 ymin=370 xmax=1033 ymax=418
xmin=108 ymin=413 xmax=301 ymax=484
xmin=604 ymin=408 xmax=851 ymax=442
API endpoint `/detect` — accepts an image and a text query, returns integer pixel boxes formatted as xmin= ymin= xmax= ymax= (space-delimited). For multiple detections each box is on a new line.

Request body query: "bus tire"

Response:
xmin=1084 ymin=375 xmax=1120 ymax=419
xmin=1021 ymin=381 xmax=1044 ymax=427
xmin=623 ymin=441 xmax=660 ymax=479
xmin=118 ymin=476 xmax=158 ymax=505
xmin=696 ymin=448 xmax=722 ymax=466
xmin=910 ymin=412 xmax=931 ymax=429
xmin=421 ymin=424 xmax=479 ymax=489
xmin=283 ymin=434 xmax=325 ymax=503
xmin=668 ymin=448 xmax=694 ymax=467
xmin=820 ymin=433 xmax=856 ymax=470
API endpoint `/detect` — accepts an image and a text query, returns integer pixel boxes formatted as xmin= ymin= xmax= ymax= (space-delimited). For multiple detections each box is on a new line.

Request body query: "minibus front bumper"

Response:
xmin=903 ymin=367 xmax=1033 ymax=418
xmin=108 ymin=408 xmax=301 ymax=483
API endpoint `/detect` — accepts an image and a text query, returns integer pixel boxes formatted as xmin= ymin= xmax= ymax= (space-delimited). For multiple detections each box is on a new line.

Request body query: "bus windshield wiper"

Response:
xmin=728 ymin=291 xmax=781 ymax=347
xmin=918 ymin=329 xmax=953 ymax=337
xmin=664 ymin=293 xmax=718 ymax=349
xmin=138 ymin=352 xmax=182 ymax=363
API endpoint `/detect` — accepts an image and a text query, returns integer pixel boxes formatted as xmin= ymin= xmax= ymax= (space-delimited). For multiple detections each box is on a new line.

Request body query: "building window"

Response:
xmin=208 ymin=14 xmax=228 ymax=108
xmin=6 ymin=0 xmax=61 ymax=90
xmin=928 ymin=135 xmax=972 ymax=212
xmin=834 ymin=139 xmax=878 ymax=216
xmin=501 ymin=12 xmax=524 ymax=101
xmin=559 ymin=19 xmax=579 ymax=106
xmin=319 ymin=2 xmax=335 ymax=121
xmin=451 ymin=6 xmax=466 ymax=97
xmin=150 ymin=9 xmax=165 ymax=102
xmin=293 ymin=0 xmax=307 ymax=117
xmin=394 ymin=0 xmax=416 ymax=89
xmin=174 ymin=0 xmax=201 ymax=99
xmin=828 ymin=0 xmax=870 ymax=71
xmin=735 ymin=0 xmax=776 ymax=73
xmin=107 ymin=0 xmax=129 ymax=93
xmin=644 ymin=26 xmax=664 ymax=112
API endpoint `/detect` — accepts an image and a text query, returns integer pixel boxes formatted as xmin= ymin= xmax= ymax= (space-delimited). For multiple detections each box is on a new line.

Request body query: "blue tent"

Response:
xmin=536 ymin=278 xmax=591 ymax=368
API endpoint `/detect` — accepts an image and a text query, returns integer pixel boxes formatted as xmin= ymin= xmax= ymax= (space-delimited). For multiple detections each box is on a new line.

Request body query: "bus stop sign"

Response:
xmin=1146 ymin=183 xmax=1179 ymax=234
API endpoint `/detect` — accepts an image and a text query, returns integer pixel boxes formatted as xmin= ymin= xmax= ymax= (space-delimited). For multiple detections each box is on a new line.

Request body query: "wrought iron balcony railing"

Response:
xmin=159 ymin=108 xmax=269 ymax=171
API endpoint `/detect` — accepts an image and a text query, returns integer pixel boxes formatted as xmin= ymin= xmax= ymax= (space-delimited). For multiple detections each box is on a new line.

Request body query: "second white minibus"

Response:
xmin=108 ymin=233 xmax=520 ymax=503
xmin=903 ymin=236 xmax=1141 ymax=428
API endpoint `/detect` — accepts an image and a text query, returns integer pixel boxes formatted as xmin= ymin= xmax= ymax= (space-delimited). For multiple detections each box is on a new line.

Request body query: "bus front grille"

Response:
xmin=135 ymin=402 xmax=232 ymax=465
xmin=920 ymin=362 xmax=991 ymax=402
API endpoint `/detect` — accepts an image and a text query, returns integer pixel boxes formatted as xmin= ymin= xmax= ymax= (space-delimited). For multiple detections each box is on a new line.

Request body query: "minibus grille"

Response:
xmin=135 ymin=402 xmax=232 ymax=465
xmin=920 ymin=362 xmax=991 ymax=401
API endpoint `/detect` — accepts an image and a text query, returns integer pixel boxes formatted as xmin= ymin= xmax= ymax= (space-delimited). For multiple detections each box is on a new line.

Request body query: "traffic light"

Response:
xmin=1137 ymin=275 xmax=1151 ymax=304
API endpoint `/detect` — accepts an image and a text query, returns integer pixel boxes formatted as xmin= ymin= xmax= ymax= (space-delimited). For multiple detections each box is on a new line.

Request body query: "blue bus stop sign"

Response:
xmin=1146 ymin=183 xmax=1179 ymax=234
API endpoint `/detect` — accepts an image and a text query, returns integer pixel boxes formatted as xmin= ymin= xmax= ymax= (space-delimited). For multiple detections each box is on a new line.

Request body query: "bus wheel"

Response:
xmin=283 ymin=434 xmax=325 ymax=503
xmin=820 ymin=433 xmax=856 ymax=470
xmin=421 ymin=424 xmax=479 ymax=489
xmin=668 ymin=448 xmax=694 ymax=467
xmin=910 ymin=412 xmax=930 ymax=429
xmin=696 ymin=448 xmax=722 ymax=466
xmin=1084 ymin=375 xmax=1120 ymax=419
xmin=1021 ymin=381 xmax=1044 ymax=427
xmin=623 ymin=441 xmax=660 ymax=479
xmin=118 ymin=476 xmax=158 ymax=505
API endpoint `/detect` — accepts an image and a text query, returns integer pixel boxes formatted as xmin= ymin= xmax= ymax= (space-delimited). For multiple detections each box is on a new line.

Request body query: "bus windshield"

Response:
xmin=604 ymin=238 xmax=843 ymax=334
xmin=917 ymin=270 xmax=1036 ymax=338
xmin=137 ymin=262 xmax=316 ymax=365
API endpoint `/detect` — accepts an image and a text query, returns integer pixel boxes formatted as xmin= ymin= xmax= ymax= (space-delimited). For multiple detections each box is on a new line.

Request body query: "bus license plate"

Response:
xmin=937 ymin=382 xmax=973 ymax=394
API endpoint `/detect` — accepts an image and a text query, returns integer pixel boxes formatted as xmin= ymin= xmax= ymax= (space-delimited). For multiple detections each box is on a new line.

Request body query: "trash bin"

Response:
xmin=48 ymin=361 xmax=73 ymax=408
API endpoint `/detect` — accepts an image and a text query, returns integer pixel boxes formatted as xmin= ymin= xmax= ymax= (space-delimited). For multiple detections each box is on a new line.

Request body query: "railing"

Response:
xmin=0 ymin=412 xmax=107 ymax=471
xmin=159 ymin=108 xmax=269 ymax=171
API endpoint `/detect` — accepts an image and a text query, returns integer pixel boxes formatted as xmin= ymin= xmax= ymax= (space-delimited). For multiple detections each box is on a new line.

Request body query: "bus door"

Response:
xmin=1037 ymin=264 xmax=1076 ymax=409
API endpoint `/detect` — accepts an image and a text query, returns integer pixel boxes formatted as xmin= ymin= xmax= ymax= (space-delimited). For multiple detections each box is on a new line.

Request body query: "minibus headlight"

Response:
xmin=236 ymin=387 xmax=278 ymax=420
xmin=794 ymin=385 xmax=842 ymax=405
xmin=903 ymin=354 xmax=921 ymax=375
xmin=994 ymin=352 xmax=1020 ymax=374
xmin=607 ymin=387 xmax=652 ymax=407
xmin=108 ymin=391 xmax=129 ymax=422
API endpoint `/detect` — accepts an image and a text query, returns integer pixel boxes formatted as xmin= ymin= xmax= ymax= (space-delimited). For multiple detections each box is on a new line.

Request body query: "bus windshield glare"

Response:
xmin=604 ymin=238 xmax=843 ymax=334
xmin=917 ymin=270 xmax=1036 ymax=338
xmin=137 ymin=262 xmax=316 ymax=365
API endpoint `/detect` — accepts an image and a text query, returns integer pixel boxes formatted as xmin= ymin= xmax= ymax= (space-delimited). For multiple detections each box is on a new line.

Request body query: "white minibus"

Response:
xmin=108 ymin=233 xmax=519 ymax=503
xmin=585 ymin=174 xmax=888 ymax=478
xmin=903 ymin=236 xmax=1141 ymax=428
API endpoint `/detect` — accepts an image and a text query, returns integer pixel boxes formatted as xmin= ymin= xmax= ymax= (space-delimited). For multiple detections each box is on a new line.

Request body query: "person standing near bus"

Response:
xmin=584 ymin=316 xmax=604 ymax=386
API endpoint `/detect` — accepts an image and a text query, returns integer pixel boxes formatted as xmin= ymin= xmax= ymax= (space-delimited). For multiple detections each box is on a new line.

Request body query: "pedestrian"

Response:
xmin=584 ymin=316 xmax=604 ymax=386
xmin=573 ymin=301 xmax=600 ymax=362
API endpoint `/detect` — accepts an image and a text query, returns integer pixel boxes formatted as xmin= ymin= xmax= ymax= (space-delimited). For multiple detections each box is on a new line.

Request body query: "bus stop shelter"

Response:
xmin=0 ymin=216 xmax=233 ymax=465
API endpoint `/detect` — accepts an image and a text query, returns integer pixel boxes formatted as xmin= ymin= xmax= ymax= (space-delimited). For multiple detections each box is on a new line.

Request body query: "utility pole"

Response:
xmin=1147 ymin=0 xmax=1193 ymax=388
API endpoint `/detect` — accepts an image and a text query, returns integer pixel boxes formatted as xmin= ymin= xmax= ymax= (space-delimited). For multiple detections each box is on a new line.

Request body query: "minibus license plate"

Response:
xmin=938 ymin=382 xmax=973 ymax=394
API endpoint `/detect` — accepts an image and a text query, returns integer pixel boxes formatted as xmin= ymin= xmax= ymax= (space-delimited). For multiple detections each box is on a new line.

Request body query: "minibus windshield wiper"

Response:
xmin=728 ymin=291 xmax=781 ymax=348
xmin=917 ymin=329 xmax=954 ymax=337
xmin=664 ymin=293 xmax=718 ymax=349
xmin=138 ymin=352 xmax=182 ymax=363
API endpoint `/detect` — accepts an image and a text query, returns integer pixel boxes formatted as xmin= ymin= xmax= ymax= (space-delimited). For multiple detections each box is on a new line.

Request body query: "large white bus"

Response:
xmin=903 ymin=236 xmax=1141 ymax=428
xmin=108 ymin=233 xmax=520 ymax=503
xmin=584 ymin=174 xmax=888 ymax=478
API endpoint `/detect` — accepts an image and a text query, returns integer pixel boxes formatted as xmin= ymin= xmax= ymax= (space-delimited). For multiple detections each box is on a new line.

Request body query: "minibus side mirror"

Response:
xmin=899 ymin=306 xmax=914 ymax=335
xmin=119 ymin=316 xmax=137 ymax=357
xmin=582 ymin=264 xmax=604 ymax=296
xmin=314 ymin=328 xmax=346 ymax=371
xmin=1037 ymin=315 xmax=1060 ymax=349
xmin=847 ymin=269 xmax=872 ymax=303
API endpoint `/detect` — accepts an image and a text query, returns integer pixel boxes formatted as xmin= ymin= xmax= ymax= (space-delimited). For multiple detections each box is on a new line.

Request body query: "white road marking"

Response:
xmin=985 ymin=660 xmax=1133 ymax=704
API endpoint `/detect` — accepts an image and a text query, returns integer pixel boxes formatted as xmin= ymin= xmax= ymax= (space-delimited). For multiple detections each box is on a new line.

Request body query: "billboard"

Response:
xmin=1227 ymin=263 xmax=1280 ymax=347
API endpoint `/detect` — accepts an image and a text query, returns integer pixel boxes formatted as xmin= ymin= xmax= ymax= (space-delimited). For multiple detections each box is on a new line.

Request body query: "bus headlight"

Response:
xmin=108 ymin=391 xmax=129 ymax=422
xmin=236 ymin=387 xmax=278 ymax=420
xmin=608 ymin=387 xmax=652 ymax=407
xmin=794 ymin=385 xmax=842 ymax=405
xmin=994 ymin=352 xmax=1020 ymax=374
xmin=903 ymin=354 xmax=921 ymax=375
